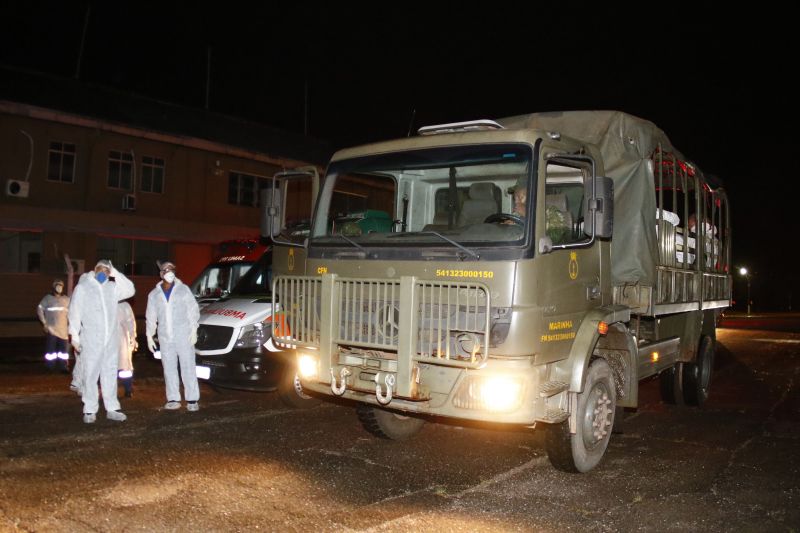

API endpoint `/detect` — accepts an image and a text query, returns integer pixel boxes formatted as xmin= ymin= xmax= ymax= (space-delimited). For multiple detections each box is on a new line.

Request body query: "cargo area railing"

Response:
xmin=615 ymin=145 xmax=732 ymax=315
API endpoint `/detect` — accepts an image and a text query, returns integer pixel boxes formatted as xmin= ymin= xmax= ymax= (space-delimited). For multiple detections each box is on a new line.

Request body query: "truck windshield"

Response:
xmin=229 ymin=251 xmax=272 ymax=297
xmin=312 ymin=144 xmax=533 ymax=247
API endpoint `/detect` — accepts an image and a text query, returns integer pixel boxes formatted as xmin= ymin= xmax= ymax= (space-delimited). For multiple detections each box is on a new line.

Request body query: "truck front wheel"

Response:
xmin=683 ymin=336 xmax=714 ymax=407
xmin=545 ymin=358 xmax=616 ymax=473
xmin=357 ymin=405 xmax=425 ymax=440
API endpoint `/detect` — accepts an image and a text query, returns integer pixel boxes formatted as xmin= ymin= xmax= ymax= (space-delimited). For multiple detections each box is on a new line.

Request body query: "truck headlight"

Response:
xmin=297 ymin=353 xmax=319 ymax=379
xmin=453 ymin=375 xmax=524 ymax=413
xmin=235 ymin=322 xmax=272 ymax=348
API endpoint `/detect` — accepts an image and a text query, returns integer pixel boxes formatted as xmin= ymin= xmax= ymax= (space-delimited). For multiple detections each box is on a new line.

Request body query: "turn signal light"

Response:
xmin=597 ymin=321 xmax=609 ymax=335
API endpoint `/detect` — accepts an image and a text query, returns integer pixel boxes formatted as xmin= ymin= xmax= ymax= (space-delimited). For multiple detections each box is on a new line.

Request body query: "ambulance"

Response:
xmin=193 ymin=168 xmax=318 ymax=406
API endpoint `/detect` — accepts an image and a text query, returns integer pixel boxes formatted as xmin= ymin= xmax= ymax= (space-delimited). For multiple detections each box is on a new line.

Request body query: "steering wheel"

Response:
xmin=484 ymin=213 xmax=524 ymax=225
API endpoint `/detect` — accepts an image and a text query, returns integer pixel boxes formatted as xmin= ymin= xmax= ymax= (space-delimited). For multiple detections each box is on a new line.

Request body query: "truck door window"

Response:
xmin=545 ymin=163 xmax=586 ymax=245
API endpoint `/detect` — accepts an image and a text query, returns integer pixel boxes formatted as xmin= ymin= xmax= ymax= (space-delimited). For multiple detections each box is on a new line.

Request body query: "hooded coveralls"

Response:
xmin=117 ymin=301 xmax=136 ymax=395
xmin=146 ymin=278 xmax=200 ymax=403
xmin=68 ymin=269 xmax=135 ymax=415
xmin=37 ymin=292 xmax=70 ymax=370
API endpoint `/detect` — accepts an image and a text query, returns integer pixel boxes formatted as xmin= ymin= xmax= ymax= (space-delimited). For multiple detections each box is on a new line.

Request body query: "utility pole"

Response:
xmin=74 ymin=5 xmax=91 ymax=79
xmin=739 ymin=267 xmax=752 ymax=316
xmin=205 ymin=46 xmax=212 ymax=110
xmin=304 ymin=78 xmax=309 ymax=136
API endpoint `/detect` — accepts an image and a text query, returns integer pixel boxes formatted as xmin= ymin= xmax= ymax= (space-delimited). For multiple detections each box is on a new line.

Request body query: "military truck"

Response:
xmin=268 ymin=111 xmax=731 ymax=472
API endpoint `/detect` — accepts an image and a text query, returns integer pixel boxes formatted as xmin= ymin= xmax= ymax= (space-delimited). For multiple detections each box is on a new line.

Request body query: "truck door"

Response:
xmin=261 ymin=167 xmax=320 ymax=276
xmin=535 ymin=154 xmax=606 ymax=335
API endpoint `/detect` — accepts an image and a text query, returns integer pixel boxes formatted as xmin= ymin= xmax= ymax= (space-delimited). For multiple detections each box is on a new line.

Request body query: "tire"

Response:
xmin=659 ymin=363 xmax=685 ymax=405
xmin=683 ymin=336 xmax=714 ymax=407
xmin=544 ymin=358 xmax=616 ymax=473
xmin=277 ymin=365 xmax=320 ymax=409
xmin=357 ymin=404 xmax=425 ymax=440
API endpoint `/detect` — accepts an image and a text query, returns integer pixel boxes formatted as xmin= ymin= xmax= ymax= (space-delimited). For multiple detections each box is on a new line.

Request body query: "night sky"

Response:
xmin=1 ymin=3 xmax=793 ymax=309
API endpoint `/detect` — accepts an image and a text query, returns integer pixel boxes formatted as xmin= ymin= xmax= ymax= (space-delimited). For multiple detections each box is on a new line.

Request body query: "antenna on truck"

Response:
xmin=406 ymin=108 xmax=416 ymax=137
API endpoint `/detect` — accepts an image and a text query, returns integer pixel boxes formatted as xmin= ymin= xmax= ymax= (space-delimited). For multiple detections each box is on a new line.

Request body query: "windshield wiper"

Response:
xmin=332 ymin=234 xmax=366 ymax=251
xmin=388 ymin=231 xmax=479 ymax=259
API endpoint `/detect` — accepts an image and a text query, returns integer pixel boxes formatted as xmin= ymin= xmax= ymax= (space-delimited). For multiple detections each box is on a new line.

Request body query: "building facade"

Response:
xmin=0 ymin=69 xmax=328 ymax=334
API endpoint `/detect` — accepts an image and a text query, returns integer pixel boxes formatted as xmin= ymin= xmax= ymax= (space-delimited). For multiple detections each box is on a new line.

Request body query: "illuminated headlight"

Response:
xmin=297 ymin=353 xmax=319 ymax=379
xmin=453 ymin=375 xmax=524 ymax=413
xmin=236 ymin=322 xmax=272 ymax=348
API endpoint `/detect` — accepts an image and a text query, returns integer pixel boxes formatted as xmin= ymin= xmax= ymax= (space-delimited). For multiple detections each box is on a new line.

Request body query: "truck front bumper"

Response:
xmin=297 ymin=355 xmax=548 ymax=426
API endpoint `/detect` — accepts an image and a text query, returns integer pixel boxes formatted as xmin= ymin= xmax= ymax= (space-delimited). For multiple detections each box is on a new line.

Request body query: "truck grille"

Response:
xmin=195 ymin=325 xmax=234 ymax=351
xmin=273 ymin=275 xmax=490 ymax=367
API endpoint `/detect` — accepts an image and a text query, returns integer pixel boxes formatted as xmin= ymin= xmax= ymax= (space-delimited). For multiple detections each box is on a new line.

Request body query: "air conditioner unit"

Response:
xmin=122 ymin=194 xmax=136 ymax=211
xmin=5 ymin=179 xmax=30 ymax=198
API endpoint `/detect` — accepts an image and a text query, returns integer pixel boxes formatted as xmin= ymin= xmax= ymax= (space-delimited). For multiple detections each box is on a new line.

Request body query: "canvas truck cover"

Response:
xmin=498 ymin=110 xmax=683 ymax=287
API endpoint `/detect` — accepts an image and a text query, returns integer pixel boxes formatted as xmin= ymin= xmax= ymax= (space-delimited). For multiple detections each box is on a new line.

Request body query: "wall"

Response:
xmin=0 ymin=108 xmax=319 ymax=333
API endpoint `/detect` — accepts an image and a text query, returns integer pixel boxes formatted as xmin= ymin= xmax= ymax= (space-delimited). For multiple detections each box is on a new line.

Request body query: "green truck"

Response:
xmin=268 ymin=111 xmax=731 ymax=472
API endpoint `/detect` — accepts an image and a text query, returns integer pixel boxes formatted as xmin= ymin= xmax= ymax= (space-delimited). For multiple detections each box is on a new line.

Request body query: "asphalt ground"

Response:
xmin=1 ymin=316 xmax=798 ymax=532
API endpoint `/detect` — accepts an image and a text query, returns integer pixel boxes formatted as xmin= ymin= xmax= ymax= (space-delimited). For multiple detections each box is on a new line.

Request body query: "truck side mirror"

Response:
xmin=585 ymin=176 xmax=614 ymax=239
xmin=260 ymin=187 xmax=282 ymax=239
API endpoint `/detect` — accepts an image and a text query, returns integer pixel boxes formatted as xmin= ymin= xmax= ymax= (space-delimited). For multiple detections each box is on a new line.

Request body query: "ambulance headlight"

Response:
xmin=236 ymin=322 xmax=272 ymax=348
xmin=453 ymin=375 xmax=524 ymax=413
xmin=297 ymin=353 xmax=319 ymax=379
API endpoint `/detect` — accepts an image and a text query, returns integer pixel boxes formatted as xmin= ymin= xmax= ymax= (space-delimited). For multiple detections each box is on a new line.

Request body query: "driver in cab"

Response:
xmin=500 ymin=178 xmax=527 ymax=224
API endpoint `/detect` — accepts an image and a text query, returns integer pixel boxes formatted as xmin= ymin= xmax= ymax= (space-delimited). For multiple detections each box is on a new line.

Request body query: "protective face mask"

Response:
xmin=96 ymin=271 xmax=108 ymax=283
xmin=163 ymin=272 xmax=176 ymax=283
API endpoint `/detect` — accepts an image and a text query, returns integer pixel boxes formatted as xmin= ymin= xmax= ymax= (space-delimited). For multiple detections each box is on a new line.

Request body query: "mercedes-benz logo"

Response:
xmin=376 ymin=303 xmax=400 ymax=340
xmin=197 ymin=328 xmax=208 ymax=346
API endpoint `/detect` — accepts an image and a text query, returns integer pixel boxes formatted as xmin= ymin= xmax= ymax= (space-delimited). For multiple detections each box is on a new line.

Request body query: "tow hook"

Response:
xmin=375 ymin=372 xmax=395 ymax=405
xmin=331 ymin=367 xmax=351 ymax=396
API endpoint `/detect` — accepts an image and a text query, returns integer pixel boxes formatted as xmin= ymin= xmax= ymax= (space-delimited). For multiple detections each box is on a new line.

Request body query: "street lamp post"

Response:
xmin=739 ymin=267 xmax=751 ymax=316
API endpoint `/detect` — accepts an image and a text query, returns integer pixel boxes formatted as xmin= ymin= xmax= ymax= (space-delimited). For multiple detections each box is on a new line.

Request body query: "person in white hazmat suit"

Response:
xmin=146 ymin=261 xmax=201 ymax=411
xmin=68 ymin=260 xmax=135 ymax=423
xmin=117 ymin=300 xmax=137 ymax=398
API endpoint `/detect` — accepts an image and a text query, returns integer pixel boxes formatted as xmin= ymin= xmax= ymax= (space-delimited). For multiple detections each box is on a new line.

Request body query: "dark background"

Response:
xmin=0 ymin=3 xmax=793 ymax=309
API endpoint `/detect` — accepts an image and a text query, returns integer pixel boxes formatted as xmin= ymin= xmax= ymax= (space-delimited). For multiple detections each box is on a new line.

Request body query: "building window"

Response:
xmin=0 ymin=230 xmax=42 ymax=273
xmin=228 ymin=171 xmax=266 ymax=207
xmin=141 ymin=156 xmax=165 ymax=193
xmin=97 ymin=236 xmax=168 ymax=276
xmin=107 ymin=150 xmax=133 ymax=190
xmin=47 ymin=142 xmax=76 ymax=183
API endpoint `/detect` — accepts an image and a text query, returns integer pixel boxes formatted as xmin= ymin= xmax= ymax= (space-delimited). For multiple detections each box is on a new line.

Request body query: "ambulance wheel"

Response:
xmin=659 ymin=363 xmax=685 ymax=405
xmin=544 ymin=358 xmax=616 ymax=473
xmin=357 ymin=405 xmax=425 ymax=440
xmin=277 ymin=367 xmax=320 ymax=409
xmin=683 ymin=336 xmax=714 ymax=407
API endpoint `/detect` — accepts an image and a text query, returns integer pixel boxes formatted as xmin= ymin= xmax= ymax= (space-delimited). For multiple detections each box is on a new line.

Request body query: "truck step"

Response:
xmin=539 ymin=380 xmax=569 ymax=398
xmin=541 ymin=407 xmax=569 ymax=423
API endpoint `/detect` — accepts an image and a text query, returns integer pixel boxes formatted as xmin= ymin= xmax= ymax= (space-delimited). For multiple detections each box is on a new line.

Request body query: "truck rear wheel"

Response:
xmin=683 ymin=336 xmax=714 ymax=407
xmin=544 ymin=358 xmax=616 ymax=473
xmin=277 ymin=366 xmax=320 ymax=409
xmin=357 ymin=405 xmax=425 ymax=440
xmin=659 ymin=363 xmax=685 ymax=405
